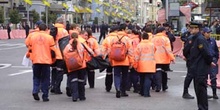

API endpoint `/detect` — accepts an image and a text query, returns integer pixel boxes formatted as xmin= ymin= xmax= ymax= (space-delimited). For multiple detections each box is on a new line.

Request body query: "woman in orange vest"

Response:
xmin=102 ymin=26 xmax=119 ymax=92
xmin=63 ymin=33 xmax=94 ymax=102
xmin=134 ymin=32 xmax=156 ymax=97
xmin=85 ymin=29 xmax=100 ymax=88
xmin=127 ymin=29 xmax=141 ymax=93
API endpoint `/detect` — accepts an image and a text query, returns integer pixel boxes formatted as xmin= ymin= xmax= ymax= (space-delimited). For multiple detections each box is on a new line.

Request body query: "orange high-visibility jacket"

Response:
xmin=54 ymin=23 xmax=69 ymax=60
xmin=151 ymin=33 xmax=175 ymax=64
xmin=108 ymin=31 xmax=134 ymax=66
xmin=102 ymin=32 xmax=118 ymax=58
xmin=86 ymin=36 xmax=100 ymax=57
xmin=147 ymin=32 xmax=154 ymax=41
xmin=130 ymin=34 xmax=140 ymax=50
xmin=25 ymin=28 xmax=40 ymax=60
xmin=28 ymin=31 xmax=56 ymax=64
xmin=134 ymin=40 xmax=156 ymax=73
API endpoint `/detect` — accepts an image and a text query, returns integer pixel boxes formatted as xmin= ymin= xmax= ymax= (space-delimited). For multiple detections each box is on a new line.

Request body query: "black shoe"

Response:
xmin=54 ymin=91 xmax=63 ymax=94
xmin=90 ymin=86 xmax=94 ymax=89
xmin=79 ymin=97 xmax=86 ymax=101
xmin=66 ymin=87 xmax=71 ymax=97
xmin=106 ymin=87 xmax=111 ymax=92
xmin=50 ymin=89 xmax=55 ymax=93
xmin=162 ymin=86 xmax=168 ymax=91
xmin=72 ymin=98 xmax=78 ymax=102
xmin=213 ymin=94 xmax=219 ymax=99
xmin=155 ymin=89 xmax=160 ymax=92
xmin=116 ymin=91 xmax=121 ymax=98
xmin=43 ymin=98 xmax=49 ymax=102
xmin=121 ymin=92 xmax=129 ymax=97
xmin=32 ymin=93 xmax=40 ymax=101
xmin=208 ymin=95 xmax=213 ymax=99
xmin=182 ymin=93 xmax=194 ymax=99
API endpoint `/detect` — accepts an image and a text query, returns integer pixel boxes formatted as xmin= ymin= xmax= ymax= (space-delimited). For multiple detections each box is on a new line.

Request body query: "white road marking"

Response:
xmin=0 ymin=64 xmax=11 ymax=69
xmin=181 ymin=76 xmax=186 ymax=78
xmin=97 ymin=75 xmax=106 ymax=79
xmin=172 ymin=70 xmax=187 ymax=73
xmin=8 ymin=70 xmax=32 ymax=76
xmin=11 ymin=66 xmax=31 ymax=68
xmin=0 ymin=45 xmax=25 ymax=51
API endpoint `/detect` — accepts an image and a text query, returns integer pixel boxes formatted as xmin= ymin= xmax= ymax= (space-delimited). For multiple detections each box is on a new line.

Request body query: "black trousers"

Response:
xmin=105 ymin=66 xmax=113 ymax=91
xmin=87 ymin=69 xmax=95 ymax=88
xmin=98 ymin=32 xmax=106 ymax=43
xmin=183 ymin=72 xmax=193 ymax=92
xmin=194 ymin=77 xmax=208 ymax=110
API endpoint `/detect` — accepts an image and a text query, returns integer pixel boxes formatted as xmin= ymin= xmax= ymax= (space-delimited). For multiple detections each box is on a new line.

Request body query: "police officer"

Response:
xmin=182 ymin=24 xmax=195 ymax=99
xmin=202 ymin=27 xmax=219 ymax=99
xmin=183 ymin=22 xmax=214 ymax=110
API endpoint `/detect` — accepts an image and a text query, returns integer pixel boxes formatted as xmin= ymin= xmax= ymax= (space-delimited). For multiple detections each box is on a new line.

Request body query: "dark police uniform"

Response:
xmin=206 ymin=35 xmax=219 ymax=99
xmin=183 ymin=22 xmax=212 ymax=110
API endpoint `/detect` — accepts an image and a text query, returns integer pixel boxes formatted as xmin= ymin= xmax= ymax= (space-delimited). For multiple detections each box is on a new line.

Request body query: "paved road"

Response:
xmin=0 ymin=36 xmax=219 ymax=110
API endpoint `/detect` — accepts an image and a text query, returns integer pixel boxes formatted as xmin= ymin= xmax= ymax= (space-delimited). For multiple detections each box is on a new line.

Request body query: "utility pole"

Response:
xmin=46 ymin=6 xmax=48 ymax=25
xmin=165 ymin=0 xmax=169 ymax=21
xmin=27 ymin=3 xmax=30 ymax=25
xmin=65 ymin=0 xmax=68 ymax=24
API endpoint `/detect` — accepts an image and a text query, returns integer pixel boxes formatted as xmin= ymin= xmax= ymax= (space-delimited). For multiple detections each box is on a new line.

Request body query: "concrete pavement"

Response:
xmin=0 ymin=38 xmax=219 ymax=110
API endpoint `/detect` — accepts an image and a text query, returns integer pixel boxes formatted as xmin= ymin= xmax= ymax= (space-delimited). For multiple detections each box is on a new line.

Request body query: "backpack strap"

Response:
xmin=81 ymin=43 xmax=94 ymax=57
xmin=117 ymin=36 xmax=125 ymax=42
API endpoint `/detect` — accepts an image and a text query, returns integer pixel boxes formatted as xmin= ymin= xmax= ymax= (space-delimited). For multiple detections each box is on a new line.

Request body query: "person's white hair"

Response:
xmin=56 ymin=17 xmax=64 ymax=24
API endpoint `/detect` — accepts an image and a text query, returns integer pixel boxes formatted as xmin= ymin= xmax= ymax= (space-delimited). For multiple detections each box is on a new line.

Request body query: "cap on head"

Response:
xmin=35 ymin=21 xmax=43 ymax=26
xmin=157 ymin=27 xmax=166 ymax=33
xmin=190 ymin=21 xmax=202 ymax=28
xmin=203 ymin=27 xmax=212 ymax=33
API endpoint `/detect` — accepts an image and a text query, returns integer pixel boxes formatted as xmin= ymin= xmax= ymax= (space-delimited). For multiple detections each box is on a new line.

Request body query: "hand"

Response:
xmin=171 ymin=60 xmax=175 ymax=64
xmin=129 ymin=65 xmax=133 ymax=69
xmin=211 ymin=62 xmax=216 ymax=67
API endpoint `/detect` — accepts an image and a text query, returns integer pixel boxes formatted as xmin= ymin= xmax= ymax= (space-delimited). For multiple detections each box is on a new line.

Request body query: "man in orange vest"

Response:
xmin=51 ymin=17 xmax=69 ymax=95
xmin=28 ymin=23 xmax=56 ymax=101
xmin=151 ymin=27 xmax=175 ymax=92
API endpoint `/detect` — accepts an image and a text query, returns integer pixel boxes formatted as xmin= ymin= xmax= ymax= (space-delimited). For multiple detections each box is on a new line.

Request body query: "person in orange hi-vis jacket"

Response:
xmin=102 ymin=26 xmax=119 ymax=92
xmin=127 ymin=29 xmax=141 ymax=93
xmin=105 ymin=24 xmax=134 ymax=98
xmin=63 ymin=33 xmax=94 ymax=102
xmin=143 ymin=27 xmax=154 ymax=41
xmin=25 ymin=21 xmax=43 ymax=60
xmin=50 ymin=17 xmax=69 ymax=95
xmin=28 ymin=23 xmax=56 ymax=102
xmin=69 ymin=23 xmax=80 ymax=35
xmin=133 ymin=32 xmax=156 ymax=97
xmin=151 ymin=27 xmax=175 ymax=92
xmin=85 ymin=29 xmax=101 ymax=88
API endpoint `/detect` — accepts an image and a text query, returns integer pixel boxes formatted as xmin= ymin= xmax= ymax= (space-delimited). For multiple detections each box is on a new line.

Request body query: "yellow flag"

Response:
xmin=42 ymin=0 xmax=50 ymax=7
xmin=87 ymin=0 xmax=92 ymax=3
xmin=24 ymin=0 xmax=32 ymax=5
xmin=62 ymin=3 xmax=68 ymax=9
xmin=104 ymin=11 xmax=110 ymax=16
xmin=103 ymin=2 xmax=110 ymax=7
xmin=73 ymin=6 xmax=80 ymax=13
xmin=96 ymin=8 xmax=101 ymax=13
xmin=85 ymin=7 xmax=93 ymax=13
xmin=94 ymin=0 xmax=101 ymax=4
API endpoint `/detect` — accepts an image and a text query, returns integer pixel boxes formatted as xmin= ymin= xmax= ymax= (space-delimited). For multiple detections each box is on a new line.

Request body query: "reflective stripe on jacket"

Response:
xmin=134 ymin=40 xmax=156 ymax=73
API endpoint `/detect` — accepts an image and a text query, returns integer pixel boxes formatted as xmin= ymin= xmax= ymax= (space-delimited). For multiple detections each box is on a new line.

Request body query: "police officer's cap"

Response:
xmin=202 ymin=27 xmax=212 ymax=33
xmin=35 ymin=21 xmax=43 ymax=26
xmin=190 ymin=21 xmax=202 ymax=28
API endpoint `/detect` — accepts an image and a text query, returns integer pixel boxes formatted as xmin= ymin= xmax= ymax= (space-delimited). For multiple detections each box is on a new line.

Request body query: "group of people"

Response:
xmin=24 ymin=16 xmax=218 ymax=110
xmin=181 ymin=21 xmax=219 ymax=110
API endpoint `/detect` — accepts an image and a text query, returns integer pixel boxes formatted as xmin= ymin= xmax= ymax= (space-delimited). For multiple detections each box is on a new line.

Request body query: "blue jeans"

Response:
xmin=140 ymin=73 xmax=153 ymax=96
xmin=127 ymin=68 xmax=139 ymax=91
xmin=68 ymin=69 xmax=86 ymax=100
xmin=209 ymin=58 xmax=218 ymax=89
xmin=32 ymin=64 xmax=50 ymax=99
xmin=113 ymin=66 xmax=129 ymax=92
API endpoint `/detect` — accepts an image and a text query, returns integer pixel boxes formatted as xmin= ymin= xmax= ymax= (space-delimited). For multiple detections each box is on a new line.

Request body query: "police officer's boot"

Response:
xmin=213 ymin=88 xmax=219 ymax=99
xmin=182 ymin=90 xmax=194 ymax=99
xmin=116 ymin=90 xmax=121 ymax=98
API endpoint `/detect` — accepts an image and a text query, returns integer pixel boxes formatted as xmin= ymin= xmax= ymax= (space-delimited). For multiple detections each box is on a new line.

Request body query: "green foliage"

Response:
xmin=9 ymin=9 xmax=21 ymax=24
xmin=0 ymin=7 xmax=4 ymax=23
xmin=32 ymin=10 xmax=40 ymax=24
xmin=41 ymin=12 xmax=57 ymax=24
